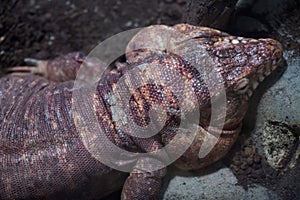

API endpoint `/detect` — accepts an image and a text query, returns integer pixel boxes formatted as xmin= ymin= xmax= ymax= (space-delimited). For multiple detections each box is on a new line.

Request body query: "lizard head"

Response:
xmin=171 ymin=26 xmax=283 ymax=170
xmin=200 ymin=34 xmax=283 ymax=129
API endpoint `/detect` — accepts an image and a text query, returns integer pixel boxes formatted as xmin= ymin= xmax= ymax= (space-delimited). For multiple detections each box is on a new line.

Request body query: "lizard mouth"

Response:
xmin=245 ymin=57 xmax=283 ymax=99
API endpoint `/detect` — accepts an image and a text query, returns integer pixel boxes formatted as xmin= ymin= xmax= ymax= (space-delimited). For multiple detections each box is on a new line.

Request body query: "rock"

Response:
xmin=261 ymin=121 xmax=299 ymax=170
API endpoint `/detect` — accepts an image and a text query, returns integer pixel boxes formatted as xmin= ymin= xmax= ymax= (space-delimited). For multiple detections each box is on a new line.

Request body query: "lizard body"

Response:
xmin=0 ymin=24 xmax=282 ymax=199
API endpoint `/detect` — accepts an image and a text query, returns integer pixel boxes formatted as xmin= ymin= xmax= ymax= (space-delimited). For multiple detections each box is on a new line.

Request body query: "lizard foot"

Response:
xmin=5 ymin=58 xmax=48 ymax=77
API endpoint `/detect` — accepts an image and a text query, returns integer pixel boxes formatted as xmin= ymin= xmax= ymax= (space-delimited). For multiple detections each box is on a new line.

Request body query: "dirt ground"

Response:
xmin=0 ymin=0 xmax=185 ymax=68
xmin=1 ymin=0 xmax=300 ymax=199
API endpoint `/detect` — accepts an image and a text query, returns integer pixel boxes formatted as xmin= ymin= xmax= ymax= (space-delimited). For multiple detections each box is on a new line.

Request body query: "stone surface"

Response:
xmin=162 ymin=167 xmax=279 ymax=200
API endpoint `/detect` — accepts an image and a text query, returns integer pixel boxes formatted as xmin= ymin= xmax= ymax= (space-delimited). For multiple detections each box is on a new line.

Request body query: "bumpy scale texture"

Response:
xmin=0 ymin=24 xmax=283 ymax=200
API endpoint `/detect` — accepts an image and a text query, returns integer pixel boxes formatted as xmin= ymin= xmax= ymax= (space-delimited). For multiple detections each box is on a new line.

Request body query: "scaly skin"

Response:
xmin=0 ymin=24 xmax=283 ymax=199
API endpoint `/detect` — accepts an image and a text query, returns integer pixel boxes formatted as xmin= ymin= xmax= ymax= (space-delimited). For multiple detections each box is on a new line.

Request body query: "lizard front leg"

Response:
xmin=5 ymin=52 xmax=108 ymax=82
xmin=121 ymin=158 xmax=167 ymax=200
xmin=5 ymin=52 xmax=84 ymax=81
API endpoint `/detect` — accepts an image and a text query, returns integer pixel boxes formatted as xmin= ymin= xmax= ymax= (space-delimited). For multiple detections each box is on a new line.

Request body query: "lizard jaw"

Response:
xmin=245 ymin=57 xmax=283 ymax=99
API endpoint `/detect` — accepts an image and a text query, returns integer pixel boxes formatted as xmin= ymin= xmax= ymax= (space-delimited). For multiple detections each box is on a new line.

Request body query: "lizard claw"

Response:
xmin=5 ymin=58 xmax=48 ymax=77
xmin=24 ymin=57 xmax=42 ymax=65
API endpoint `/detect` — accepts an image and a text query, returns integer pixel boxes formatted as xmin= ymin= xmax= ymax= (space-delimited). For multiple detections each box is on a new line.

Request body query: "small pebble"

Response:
xmin=230 ymin=164 xmax=239 ymax=172
xmin=232 ymin=157 xmax=241 ymax=166
xmin=164 ymin=0 xmax=175 ymax=3
xmin=254 ymin=155 xmax=261 ymax=163
xmin=247 ymin=157 xmax=254 ymax=165
xmin=252 ymin=163 xmax=261 ymax=170
xmin=243 ymin=147 xmax=252 ymax=157
xmin=125 ymin=21 xmax=133 ymax=27
xmin=241 ymin=162 xmax=248 ymax=170
xmin=176 ymin=0 xmax=186 ymax=3
xmin=245 ymin=167 xmax=252 ymax=175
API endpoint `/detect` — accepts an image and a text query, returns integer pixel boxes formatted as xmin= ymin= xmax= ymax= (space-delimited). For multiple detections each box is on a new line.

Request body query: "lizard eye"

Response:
xmin=234 ymin=78 xmax=249 ymax=94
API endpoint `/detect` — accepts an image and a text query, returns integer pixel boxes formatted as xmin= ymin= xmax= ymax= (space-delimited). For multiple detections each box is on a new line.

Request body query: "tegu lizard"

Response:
xmin=0 ymin=24 xmax=282 ymax=199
